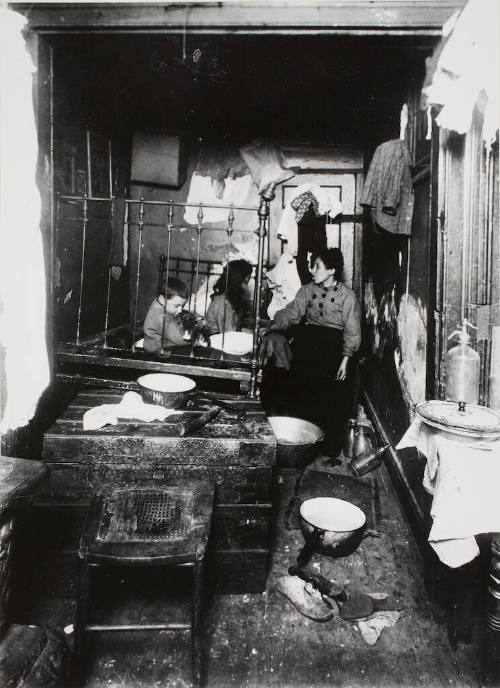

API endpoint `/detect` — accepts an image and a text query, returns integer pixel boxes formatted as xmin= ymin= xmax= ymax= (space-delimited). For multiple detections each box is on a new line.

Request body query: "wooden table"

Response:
xmin=37 ymin=388 xmax=277 ymax=596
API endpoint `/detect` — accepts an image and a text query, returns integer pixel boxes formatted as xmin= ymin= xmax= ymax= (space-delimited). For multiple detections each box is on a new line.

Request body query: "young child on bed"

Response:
xmin=205 ymin=259 xmax=253 ymax=335
xmin=143 ymin=277 xmax=190 ymax=353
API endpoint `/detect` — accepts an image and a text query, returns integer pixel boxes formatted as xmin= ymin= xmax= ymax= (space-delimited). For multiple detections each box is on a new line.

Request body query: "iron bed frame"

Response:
xmin=54 ymin=185 xmax=277 ymax=396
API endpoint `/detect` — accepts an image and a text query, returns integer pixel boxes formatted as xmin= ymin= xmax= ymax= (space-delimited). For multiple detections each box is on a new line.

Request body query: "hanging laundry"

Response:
xmin=360 ymin=140 xmax=414 ymax=236
xmin=265 ymin=251 xmax=301 ymax=319
xmin=421 ymin=0 xmax=499 ymax=145
xmin=239 ymin=139 xmax=294 ymax=193
xmin=277 ymin=183 xmax=342 ymax=255
xmin=296 ymin=205 xmax=328 ymax=285
xmin=291 ymin=191 xmax=319 ymax=221
xmin=183 ymin=173 xmax=259 ymax=226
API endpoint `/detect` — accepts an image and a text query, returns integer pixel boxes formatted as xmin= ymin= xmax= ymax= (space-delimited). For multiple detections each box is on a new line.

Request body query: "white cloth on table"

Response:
xmin=276 ymin=184 xmax=342 ymax=256
xmin=397 ymin=418 xmax=500 ymax=567
xmin=82 ymin=391 xmax=182 ymax=431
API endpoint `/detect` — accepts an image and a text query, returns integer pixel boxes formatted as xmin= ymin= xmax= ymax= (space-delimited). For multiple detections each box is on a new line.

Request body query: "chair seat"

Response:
xmin=79 ymin=480 xmax=214 ymax=566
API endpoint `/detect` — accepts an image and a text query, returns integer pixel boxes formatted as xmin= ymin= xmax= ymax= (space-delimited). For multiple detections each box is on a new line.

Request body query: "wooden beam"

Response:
xmin=11 ymin=2 xmax=466 ymax=35
xmin=55 ymin=347 xmax=254 ymax=382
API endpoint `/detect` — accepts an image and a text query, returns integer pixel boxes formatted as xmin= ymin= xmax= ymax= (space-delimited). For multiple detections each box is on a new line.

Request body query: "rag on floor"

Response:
xmin=397 ymin=418 xmax=500 ymax=567
xmin=82 ymin=391 xmax=182 ymax=431
xmin=360 ymin=139 xmax=414 ymax=236
xmin=357 ymin=610 xmax=401 ymax=645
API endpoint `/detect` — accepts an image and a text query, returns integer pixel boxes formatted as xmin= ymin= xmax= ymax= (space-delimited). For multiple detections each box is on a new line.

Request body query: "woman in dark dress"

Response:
xmin=262 ymin=247 xmax=361 ymax=455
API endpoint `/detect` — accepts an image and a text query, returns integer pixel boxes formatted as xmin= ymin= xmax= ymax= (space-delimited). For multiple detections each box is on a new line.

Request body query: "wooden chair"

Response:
xmin=72 ymin=480 xmax=214 ymax=687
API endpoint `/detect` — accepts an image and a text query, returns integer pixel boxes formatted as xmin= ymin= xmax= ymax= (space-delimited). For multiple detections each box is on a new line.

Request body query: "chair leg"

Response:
xmin=191 ymin=539 xmax=208 ymax=688
xmin=71 ymin=559 xmax=92 ymax=685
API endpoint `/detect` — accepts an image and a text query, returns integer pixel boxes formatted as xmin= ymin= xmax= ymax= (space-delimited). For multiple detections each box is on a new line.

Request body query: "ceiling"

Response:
xmin=54 ymin=33 xmax=437 ymax=144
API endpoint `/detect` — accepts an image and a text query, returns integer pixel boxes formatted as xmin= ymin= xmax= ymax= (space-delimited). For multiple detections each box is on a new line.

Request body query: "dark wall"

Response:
xmin=52 ymin=41 xmax=132 ymax=342
xmin=362 ymin=84 xmax=433 ymax=445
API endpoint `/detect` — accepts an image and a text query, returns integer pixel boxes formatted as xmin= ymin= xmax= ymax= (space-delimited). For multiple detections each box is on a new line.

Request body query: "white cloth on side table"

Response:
xmin=397 ymin=418 xmax=500 ymax=568
xmin=83 ymin=391 xmax=182 ymax=431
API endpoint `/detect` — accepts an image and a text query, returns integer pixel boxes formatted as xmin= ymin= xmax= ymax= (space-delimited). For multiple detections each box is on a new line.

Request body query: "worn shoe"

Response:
xmin=276 ymin=574 xmax=334 ymax=622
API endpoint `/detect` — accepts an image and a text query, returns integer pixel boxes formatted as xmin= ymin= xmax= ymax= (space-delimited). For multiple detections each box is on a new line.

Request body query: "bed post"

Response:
xmin=250 ymin=183 xmax=276 ymax=398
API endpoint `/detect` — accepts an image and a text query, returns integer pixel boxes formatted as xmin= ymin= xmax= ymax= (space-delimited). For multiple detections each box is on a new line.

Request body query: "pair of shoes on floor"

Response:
xmin=276 ymin=574 xmax=334 ymax=622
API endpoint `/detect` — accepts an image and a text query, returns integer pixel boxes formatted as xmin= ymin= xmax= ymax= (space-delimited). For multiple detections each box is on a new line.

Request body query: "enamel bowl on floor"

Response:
xmin=299 ymin=497 xmax=366 ymax=557
xmin=268 ymin=416 xmax=324 ymax=468
xmin=137 ymin=373 xmax=196 ymax=409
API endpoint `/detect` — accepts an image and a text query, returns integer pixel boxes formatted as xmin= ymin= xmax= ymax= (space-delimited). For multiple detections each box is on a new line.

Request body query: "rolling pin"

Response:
xmin=175 ymin=405 xmax=221 ymax=436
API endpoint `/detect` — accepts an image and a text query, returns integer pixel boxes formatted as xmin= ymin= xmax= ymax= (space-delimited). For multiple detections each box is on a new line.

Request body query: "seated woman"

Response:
xmin=143 ymin=276 xmax=189 ymax=353
xmin=261 ymin=247 xmax=361 ymax=456
xmin=205 ymin=259 xmax=253 ymax=335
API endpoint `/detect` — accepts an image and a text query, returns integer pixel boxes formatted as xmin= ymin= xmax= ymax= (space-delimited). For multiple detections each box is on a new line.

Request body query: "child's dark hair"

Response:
xmin=310 ymin=247 xmax=344 ymax=280
xmin=212 ymin=259 xmax=253 ymax=314
xmin=161 ymin=276 xmax=188 ymax=300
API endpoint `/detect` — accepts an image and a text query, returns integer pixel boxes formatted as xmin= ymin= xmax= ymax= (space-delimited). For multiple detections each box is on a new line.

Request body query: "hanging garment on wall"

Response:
xmin=421 ymin=0 xmax=499 ymax=145
xmin=360 ymin=140 xmax=414 ymax=236
xmin=276 ymin=183 xmax=342 ymax=255
xmin=265 ymin=251 xmax=301 ymax=320
xmin=239 ymin=139 xmax=294 ymax=193
xmin=0 ymin=8 xmax=49 ymax=432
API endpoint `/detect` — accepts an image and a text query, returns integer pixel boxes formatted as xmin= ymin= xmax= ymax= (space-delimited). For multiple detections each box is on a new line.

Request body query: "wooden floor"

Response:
xmin=17 ymin=453 xmax=482 ymax=687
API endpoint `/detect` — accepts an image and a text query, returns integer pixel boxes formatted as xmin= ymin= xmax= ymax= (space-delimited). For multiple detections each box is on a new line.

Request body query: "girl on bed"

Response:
xmin=264 ymin=247 xmax=361 ymax=456
xmin=205 ymin=259 xmax=253 ymax=336
xmin=143 ymin=276 xmax=190 ymax=353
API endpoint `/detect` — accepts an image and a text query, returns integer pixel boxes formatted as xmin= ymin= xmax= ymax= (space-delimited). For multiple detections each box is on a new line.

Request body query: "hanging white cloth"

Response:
xmin=265 ymin=250 xmax=301 ymax=319
xmin=422 ymin=0 xmax=500 ymax=144
xmin=183 ymin=173 xmax=259 ymax=226
xmin=0 ymin=8 xmax=49 ymax=432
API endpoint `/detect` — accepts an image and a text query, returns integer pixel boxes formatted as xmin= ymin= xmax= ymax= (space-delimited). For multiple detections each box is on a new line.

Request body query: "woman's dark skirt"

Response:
xmin=261 ymin=324 xmax=354 ymax=455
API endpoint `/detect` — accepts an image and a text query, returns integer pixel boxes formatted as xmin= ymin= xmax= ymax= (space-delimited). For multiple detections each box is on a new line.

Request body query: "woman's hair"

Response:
xmin=162 ymin=276 xmax=188 ymax=300
xmin=212 ymin=259 xmax=253 ymax=313
xmin=310 ymin=247 xmax=344 ymax=281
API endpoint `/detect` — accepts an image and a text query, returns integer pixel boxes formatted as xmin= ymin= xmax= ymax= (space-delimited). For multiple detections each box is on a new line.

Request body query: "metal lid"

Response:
xmin=415 ymin=400 xmax=500 ymax=437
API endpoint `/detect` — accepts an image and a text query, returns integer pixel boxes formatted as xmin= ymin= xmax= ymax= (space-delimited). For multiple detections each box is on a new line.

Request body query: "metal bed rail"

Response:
xmin=55 ymin=186 xmax=276 ymax=396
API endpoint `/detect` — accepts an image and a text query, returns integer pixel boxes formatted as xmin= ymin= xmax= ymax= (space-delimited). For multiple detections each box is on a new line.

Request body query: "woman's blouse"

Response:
xmin=143 ymin=298 xmax=187 ymax=352
xmin=273 ymin=281 xmax=361 ymax=357
xmin=205 ymin=294 xmax=241 ymax=335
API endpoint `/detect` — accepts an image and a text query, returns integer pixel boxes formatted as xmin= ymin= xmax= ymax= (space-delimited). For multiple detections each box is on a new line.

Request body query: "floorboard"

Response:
xmin=15 ymin=454 xmax=481 ymax=687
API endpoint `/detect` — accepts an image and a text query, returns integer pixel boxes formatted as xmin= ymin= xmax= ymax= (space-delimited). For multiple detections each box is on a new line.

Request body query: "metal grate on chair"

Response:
xmin=97 ymin=489 xmax=194 ymax=542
